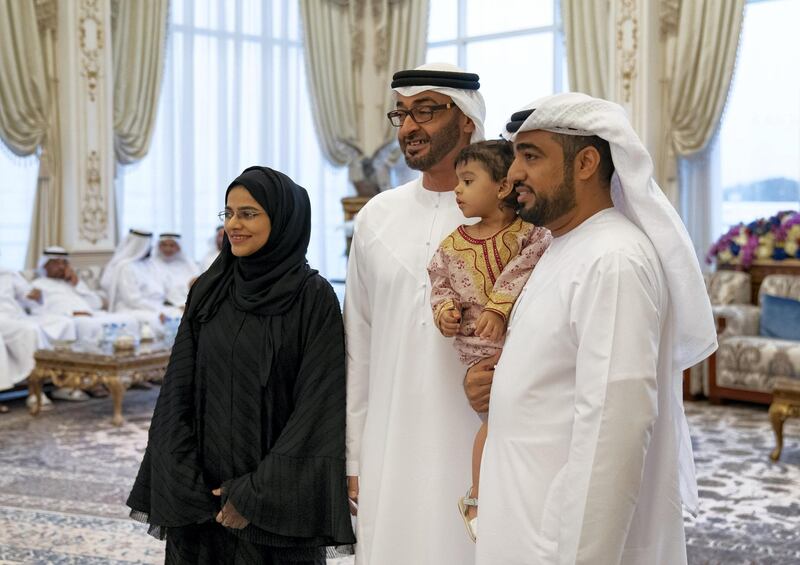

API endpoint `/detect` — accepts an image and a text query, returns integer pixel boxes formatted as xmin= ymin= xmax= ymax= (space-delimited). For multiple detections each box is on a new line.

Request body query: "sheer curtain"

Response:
xmin=0 ymin=150 xmax=38 ymax=270
xmin=426 ymin=0 xmax=567 ymax=138
xmin=119 ymin=0 xmax=349 ymax=280
xmin=680 ymin=0 xmax=800 ymax=267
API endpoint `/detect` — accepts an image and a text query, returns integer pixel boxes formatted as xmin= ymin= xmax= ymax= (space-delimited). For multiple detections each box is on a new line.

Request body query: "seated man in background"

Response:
xmin=0 ymin=263 xmax=77 ymax=406
xmin=0 ymin=317 xmax=40 ymax=412
xmin=108 ymin=231 xmax=182 ymax=327
xmin=33 ymin=246 xmax=104 ymax=314
xmin=31 ymin=246 xmax=140 ymax=343
xmin=153 ymin=233 xmax=198 ymax=308
xmin=99 ymin=228 xmax=152 ymax=300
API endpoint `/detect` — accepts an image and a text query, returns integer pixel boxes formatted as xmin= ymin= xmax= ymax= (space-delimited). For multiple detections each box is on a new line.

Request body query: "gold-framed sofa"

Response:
xmin=709 ymin=274 xmax=800 ymax=405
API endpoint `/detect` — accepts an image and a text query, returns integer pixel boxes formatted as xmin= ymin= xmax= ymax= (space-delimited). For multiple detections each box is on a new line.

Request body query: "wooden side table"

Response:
xmin=768 ymin=377 xmax=800 ymax=461
xmin=29 ymin=342 xmax=171 ymax=426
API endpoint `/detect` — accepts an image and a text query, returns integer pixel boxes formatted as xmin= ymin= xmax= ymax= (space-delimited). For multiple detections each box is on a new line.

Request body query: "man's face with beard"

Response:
xmin=509 ymin=130 xmax=577 ymax=228
xmin=395 ymin=92 xmax=463 ymax=171
xmin=44 ymin=258 xmax=67 ymax=279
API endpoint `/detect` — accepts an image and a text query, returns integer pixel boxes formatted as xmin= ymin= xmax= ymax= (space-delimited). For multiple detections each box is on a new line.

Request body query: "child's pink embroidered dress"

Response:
xmin=428 ymin=217 xmax=551 ymax=366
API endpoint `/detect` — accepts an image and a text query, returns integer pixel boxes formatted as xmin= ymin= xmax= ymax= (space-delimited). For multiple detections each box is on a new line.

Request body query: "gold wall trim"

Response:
xmin=79 ymin=0 xmax=104 ymax=102
xmin=615 ymin=0 xmax=639 ymax=103
xmin=80 ymin=150 xmax=108 ymax=244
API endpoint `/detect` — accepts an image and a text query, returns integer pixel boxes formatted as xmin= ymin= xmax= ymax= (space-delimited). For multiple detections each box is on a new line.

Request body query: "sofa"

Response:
xmin=709 ymin=274 xmax=800 ymax=404
xmin=685 ymin=270 xmax=752 ymax=397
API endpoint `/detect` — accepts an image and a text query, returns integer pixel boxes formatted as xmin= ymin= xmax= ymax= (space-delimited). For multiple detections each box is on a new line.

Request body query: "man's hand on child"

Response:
xmin=475 ymin=310 xmax=506 ymax=342
xmin=464 ymin=352 xmax=500 ymax=413
xmin=438 ymin=308 xmax=461 ymax=337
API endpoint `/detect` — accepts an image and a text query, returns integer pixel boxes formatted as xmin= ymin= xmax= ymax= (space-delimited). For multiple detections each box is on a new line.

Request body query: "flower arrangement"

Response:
xmin=707 ymin=210 xmax=800 ymax=268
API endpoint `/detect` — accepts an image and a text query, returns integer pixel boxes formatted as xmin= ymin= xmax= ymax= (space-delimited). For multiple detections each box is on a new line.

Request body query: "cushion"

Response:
xmin=760 ymin=294 xmax=800 ymax=340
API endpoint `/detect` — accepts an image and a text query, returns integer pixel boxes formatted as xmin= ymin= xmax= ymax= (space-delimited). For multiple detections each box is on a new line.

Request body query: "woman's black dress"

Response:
xmin=128 ymin=165 xmax=354 ymax=564
xmin=127 ymin=274 xmax=354 ymax=564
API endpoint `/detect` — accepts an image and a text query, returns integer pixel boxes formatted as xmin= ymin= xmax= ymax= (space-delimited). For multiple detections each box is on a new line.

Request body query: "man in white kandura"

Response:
xmin=466 ymin=93 xmax=716 ymax=564
xmin=31 ymin=246 xmax=139 ymax=343
xmin=0 ymin=261 xmax=77 ymax=407
xmin=345 ymin=62 xmax=485 ymax=565
xmin=0 ymin=264 xmax=76 ymax=345
xmin=152 ymin=232 xmax=199 ymax=307
xmin=107 ymin=229 xmax=181 ymax=326
xmin=100 ymin=228 xmax=152 ymax=299
xmin=32 ymin=247 xmax=104 ymax=314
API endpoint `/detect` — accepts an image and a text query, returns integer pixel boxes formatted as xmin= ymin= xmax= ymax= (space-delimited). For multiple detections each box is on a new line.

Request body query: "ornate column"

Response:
xmin=606 ymin=0 xmax=664 ymax=169
xmin=57 ymin=0 xmax=117 ymax=267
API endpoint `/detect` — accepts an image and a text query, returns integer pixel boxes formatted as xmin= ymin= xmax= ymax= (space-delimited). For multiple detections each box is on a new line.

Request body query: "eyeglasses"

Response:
xmin=218 ymin=209 xmax=263 ymax=222
xmin=386 ymin=103 xmax=454 ymax=127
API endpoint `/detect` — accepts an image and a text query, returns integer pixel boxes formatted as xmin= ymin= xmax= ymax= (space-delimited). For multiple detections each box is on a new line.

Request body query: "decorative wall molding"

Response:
xmin=615 ymin=0 xmax=639 ymax=103
xmin=35 ymin=0 xmax=58 ymax=33
xmin=79 ymin=0 xmax=104 ymax=103
xmin=659 ymin=0 xmax=681 ymax=37
xmin=79 ymin=150 xmax=108 ymax=244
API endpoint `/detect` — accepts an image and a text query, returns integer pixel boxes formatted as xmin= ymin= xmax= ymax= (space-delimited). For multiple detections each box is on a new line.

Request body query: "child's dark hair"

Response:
xmin=454 ymin=139 xmax=518 ymax=209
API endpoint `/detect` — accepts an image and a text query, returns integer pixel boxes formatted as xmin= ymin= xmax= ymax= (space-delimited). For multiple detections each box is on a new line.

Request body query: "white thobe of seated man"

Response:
xmin=104 ymin=229 xmax=179 ymax=328
xmin=153 ymin=233 xmax=199 ymax=308
xmin=100 ymin=228 xmax=152 ymax=300
xmin=0 ymin=267 xmax=76 ymax=345
xmin=0 ymin=266 xmax=77 ymax=406
xmin=0 ymin=320 xmax=39 ymax=390
xmin=30 ymin=247 xmax=140 ymax=343
xmin=111 ymin=251 xmax=183 ymax=327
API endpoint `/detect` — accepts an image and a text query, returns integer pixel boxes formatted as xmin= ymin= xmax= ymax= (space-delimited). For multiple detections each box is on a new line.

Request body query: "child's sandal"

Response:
xmin=457 ymin=487 xmax=478 ymax=542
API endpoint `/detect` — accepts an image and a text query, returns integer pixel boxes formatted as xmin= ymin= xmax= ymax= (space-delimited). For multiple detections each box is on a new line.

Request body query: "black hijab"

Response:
xmin=188 ymin=166 xmax=317 ymax=322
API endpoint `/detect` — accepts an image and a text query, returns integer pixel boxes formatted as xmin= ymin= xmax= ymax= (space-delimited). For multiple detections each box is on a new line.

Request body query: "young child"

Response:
xmin=427 ymin=139 xmax=551 ymax=542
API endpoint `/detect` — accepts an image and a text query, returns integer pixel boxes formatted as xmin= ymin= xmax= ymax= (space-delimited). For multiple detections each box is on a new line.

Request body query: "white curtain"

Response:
xmin=560 ymin=0 xmax=609 ymax=98
xmin=25 ymin=13 xmax=61 ymax=271
xmin=111 ymin=0 xmax=169 ymax=164
xmin=120 ymin=0 xmax=351 ymax=280
xmin=0 ymin=0 xmax=49 ymax=155
xmin=659 ymin=0 xmax=745 ymax=204
xmin=299 ymin=0 xmax=428 ymax=168
xmin=679 ymin=135 xmax=722 ymax=269
xmin=298 ymin=0 xmax=358 ymax=166
xmin=0 ymin=0 xmax=64 ymax=269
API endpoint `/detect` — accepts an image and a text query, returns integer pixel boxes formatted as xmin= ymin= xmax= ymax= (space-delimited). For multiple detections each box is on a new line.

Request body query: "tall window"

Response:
xmin=120 ymin=0 xmax=349 ymax=279
xmin=0 ymin=151 xmax=38 ymax=270
xmin=426 ymin=0 xmax=567 ymax=138
xmin=716 ymin=0 xmax=800 ymax=233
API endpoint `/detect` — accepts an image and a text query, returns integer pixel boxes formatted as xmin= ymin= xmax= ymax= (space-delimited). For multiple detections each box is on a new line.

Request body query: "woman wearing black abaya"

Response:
xmin=127 ymin=166 xmax=355 ymax=564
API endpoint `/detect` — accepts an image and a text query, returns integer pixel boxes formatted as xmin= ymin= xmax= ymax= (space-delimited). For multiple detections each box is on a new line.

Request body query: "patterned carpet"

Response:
xmin=683 ymin=401 xmax=800 ymax=564
xmin=0 ymin=390 xmax=797 ymax=564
